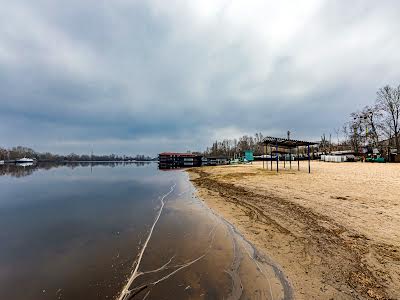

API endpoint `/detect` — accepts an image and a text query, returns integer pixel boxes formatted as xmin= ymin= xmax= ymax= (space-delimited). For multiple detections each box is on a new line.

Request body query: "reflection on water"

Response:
xmin=0 ymin=163 xmax=292 ymax=300
xmin=0 ymin=161 xmax=152 ymax=177
xmin=16 ymin=162 xmax=34 ymax=167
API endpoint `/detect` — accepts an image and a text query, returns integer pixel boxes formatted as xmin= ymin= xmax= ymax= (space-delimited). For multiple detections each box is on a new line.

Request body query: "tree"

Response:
xmin=349 ymin=112 xmax=364 ymax=154
xmin=334 ymin=128 xmax=340 ymax=146
xmin=376 ymin=85 xmax=400 ymax=152
xmin=320 ymin=133 xmax=329 ymax=154
xmin=351 ymin=105 xmax=381 ymax=148
xmin=361 ymin=105 xmax=381 ymax=147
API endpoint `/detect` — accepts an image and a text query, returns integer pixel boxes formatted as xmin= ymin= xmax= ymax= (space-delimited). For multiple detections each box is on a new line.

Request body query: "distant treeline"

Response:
xmin=320 ymin=84 xmax=400 ymax=154
xmin=203 ymin=133 xmax=266 ymax=157
xmin=0 ymin=146 xmax=155 ymax=162
xmin=205 ymin=84 xmax=400 ymax=157
xmin=203 ymin=133 xmax=314 ymax=157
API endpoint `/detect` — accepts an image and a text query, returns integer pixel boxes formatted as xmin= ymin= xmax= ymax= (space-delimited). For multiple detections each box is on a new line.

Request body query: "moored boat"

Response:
xmin=15 ymin=157 xmax=34 ymax=163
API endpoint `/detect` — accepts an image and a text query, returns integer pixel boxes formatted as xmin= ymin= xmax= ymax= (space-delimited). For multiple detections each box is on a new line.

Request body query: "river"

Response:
xmin=0 ymin=162 xmax=291 ymax=299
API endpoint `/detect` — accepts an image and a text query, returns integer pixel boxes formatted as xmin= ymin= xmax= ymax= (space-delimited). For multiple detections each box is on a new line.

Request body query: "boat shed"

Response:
xmin=158 ymin=152 xmax=202 ymax=169
xmin=261 ymin=136 xmax=318 ymax=173
xmin=203 ymin=156 xmax=229 ymax=166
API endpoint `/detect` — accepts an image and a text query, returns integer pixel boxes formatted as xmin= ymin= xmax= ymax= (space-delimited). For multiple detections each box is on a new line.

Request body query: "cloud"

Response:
xmin=1 ymin=0 xmax=400 ymax=155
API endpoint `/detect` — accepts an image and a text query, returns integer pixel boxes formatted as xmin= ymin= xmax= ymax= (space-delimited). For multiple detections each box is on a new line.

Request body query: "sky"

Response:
xmin=1 ymin=0 xmax=400 ymax=156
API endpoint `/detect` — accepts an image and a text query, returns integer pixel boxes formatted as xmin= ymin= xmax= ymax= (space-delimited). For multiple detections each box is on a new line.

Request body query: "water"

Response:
xmin=0 ymin=162 xmax=292 ymax=300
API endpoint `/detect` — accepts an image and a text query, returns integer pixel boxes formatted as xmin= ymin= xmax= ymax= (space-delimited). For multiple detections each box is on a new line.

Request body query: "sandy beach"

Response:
xmin=188 ymin=161 xmax=400 ymax=300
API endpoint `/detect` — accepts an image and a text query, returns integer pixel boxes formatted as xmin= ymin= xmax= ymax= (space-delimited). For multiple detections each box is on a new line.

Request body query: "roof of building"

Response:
xmin=271 ymin=150 xmax=292 ymax=154
xmin=159 ymin=152 xmax=201 ymax=157
xmin=261 ymin=136 xmax=318 ymax=148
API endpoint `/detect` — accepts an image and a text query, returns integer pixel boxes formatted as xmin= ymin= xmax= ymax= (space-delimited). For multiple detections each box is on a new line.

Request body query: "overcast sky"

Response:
xmin=1 ymin=0 xmax=400 ymax=156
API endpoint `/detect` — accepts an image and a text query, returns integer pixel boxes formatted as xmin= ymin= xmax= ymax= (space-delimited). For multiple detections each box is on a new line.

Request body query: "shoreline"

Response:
xmin=185 ymin=171 xmax=294 ymax=300
xmin=116 ymin=169 xmax=294 ymax=300
xmin=187 ymin=162 xmax=400 ymax=300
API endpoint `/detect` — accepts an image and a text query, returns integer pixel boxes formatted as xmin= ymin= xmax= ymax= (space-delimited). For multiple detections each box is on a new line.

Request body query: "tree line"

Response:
xmin=0 ymin=146 xmax=155 ymax=162
xmin=203 ymin=132 xmax=309 ymax=157
xmin=203 ymin=133 xmax=266 ymax=157
xmin=320 ymin=84 xmax=400 ymax=155
xmin=204 ymin=84 xmax=400 ymax=157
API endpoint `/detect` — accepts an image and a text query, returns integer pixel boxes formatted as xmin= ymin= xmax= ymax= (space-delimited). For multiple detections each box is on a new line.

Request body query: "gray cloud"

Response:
xmin=1 ymin=0 xmax=400 ymax=155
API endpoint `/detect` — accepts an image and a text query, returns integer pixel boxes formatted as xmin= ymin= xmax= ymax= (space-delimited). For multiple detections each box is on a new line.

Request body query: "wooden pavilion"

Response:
xmin=261 ymin=136 xmax=318 ymax=173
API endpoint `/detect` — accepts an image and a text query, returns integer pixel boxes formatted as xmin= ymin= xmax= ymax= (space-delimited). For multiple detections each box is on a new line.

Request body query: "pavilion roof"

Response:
xmin=261 ymin=136 xmax=318 ymax=148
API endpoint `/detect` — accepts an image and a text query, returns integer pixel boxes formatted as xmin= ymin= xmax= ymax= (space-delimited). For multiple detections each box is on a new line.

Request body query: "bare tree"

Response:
xmin=351 ymin=105 xmax=382 ymax=148
xmin=376 ymin=85 xmax=400 ymax=152
xmin=362 ymin=105 xmax=381 ymax=147
xmin=349 ymin=112 xmax=364 ymax=154
xmin=342 ymin=124 xmax=349 ymax=147
xmin=334 ymin=128 xmax=340 ymax=146
xmin=379 ymin=117 xmax=394 ymax=145
xmin=320 ymin=133 xmax=329 ymax=154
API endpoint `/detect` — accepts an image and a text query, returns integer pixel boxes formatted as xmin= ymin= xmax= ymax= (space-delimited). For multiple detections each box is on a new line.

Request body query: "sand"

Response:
xmin=187 ymin=161 xmax=400 ymax=300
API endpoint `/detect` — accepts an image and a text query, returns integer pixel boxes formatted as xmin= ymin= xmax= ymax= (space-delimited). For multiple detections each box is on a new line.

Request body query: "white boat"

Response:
xmin=15 ymin=157 xmax=34 ymax=163
xmin=0 ymin=160 xmax=4 ymax=165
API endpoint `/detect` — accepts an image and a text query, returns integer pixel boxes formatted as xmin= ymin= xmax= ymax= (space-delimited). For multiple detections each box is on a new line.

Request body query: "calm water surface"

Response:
xmin=0 ymin=163 xmax=291 ymax=300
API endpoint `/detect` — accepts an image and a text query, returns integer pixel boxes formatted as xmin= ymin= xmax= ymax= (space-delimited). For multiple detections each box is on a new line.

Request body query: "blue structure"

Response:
xmin=244 ymin=150 xmax=254 ymax=162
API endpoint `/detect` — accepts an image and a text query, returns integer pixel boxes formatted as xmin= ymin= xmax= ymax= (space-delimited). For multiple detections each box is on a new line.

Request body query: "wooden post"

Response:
xmin=270 ymin=145 xmax=273 ymax=170
xmin=276 ymin=142 xmax=279 ymax=173
xmin=284 ymin=152 xmax=286 ymax=169
xmin=308 ymin=144 xmax=311 ymax=173
xmin=289 ymin=148 xmax=292 ymax=169
xmin=297 ymin=146 xmax=300 ymax=171
xmin=263 ymin=144 xmax=265 ymax=169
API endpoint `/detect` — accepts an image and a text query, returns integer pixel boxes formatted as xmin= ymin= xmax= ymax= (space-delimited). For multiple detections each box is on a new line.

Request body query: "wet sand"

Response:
xmin=187 ymin=161 xmax=400 ymax=300
xmin=118 ymin=172 xmax=293 ymax=299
